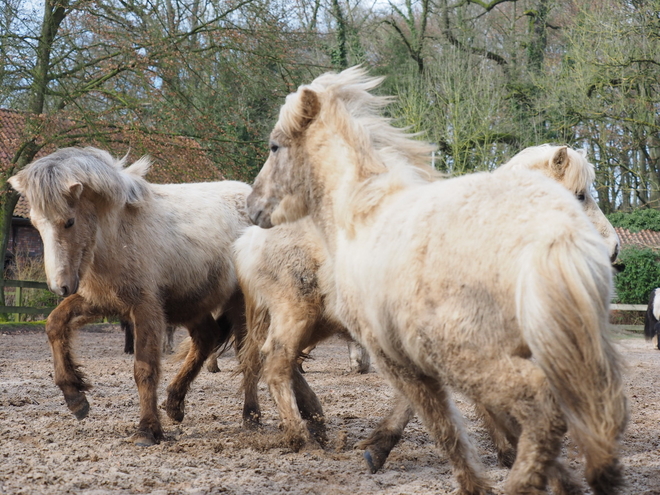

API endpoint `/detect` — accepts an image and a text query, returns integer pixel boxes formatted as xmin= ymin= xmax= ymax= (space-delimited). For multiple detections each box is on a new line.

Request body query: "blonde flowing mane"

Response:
xmin=501 ymin=144 xmax=595 ymax=194
xmin=279 ymin=66 xmax=440 ymax=180
xmin=11 ymin=147 xmax=153 ymax=219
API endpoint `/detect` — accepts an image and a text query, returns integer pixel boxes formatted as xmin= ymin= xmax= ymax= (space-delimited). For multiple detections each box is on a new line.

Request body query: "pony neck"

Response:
xmin=306 ymin=139 xmax=415 ymax=247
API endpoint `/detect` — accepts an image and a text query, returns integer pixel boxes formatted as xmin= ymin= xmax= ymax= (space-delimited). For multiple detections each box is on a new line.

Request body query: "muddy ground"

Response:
xmin=0 ymin=325 xmax=658 ymax=495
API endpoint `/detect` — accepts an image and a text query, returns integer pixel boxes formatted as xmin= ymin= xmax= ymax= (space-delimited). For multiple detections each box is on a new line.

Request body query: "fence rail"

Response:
xmin=610 ymin=304 xmax=647 ymax=311
xmin=0 ymin=279 xmax=55 ymax=321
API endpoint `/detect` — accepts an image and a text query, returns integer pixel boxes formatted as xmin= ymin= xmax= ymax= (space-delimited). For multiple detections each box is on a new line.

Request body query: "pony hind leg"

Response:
xmin=373 ymin=351 xmax=492 ymax=495
xmin=356 ymin=392 xmax=414 ymax=473
xmin=166 ymin=313 xmax=223 ymax=423
xmin=46 ymin=294 xmax=104 ymax=420
xmin=454 ymin=354 xmax=576 ymax=495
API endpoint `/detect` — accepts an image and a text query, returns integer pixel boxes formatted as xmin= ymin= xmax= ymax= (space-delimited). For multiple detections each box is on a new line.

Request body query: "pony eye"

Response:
xmin=576 ymin=193 xmax=586 ymax=202
xmin=64 ymin=218 xmax=75 ymax=229
xmin=270 ymin=144 xmax=279 ymax=153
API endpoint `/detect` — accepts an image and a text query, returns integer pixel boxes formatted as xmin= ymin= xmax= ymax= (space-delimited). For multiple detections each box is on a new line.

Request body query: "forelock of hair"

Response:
xmin=19 ymin=147 xmax=152 ymax=219
xmin=278 ymin=66 xmax=438 ymax=178
xmin=563 ymin=147 xmax=595 ymax=193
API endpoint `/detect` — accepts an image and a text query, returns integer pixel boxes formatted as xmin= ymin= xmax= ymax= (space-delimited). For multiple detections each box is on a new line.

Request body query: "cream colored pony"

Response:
xmin=9 ymin=147 xmax=250 ymax=447
xmin=359 ymin=143 xmax=623 ymax=474
xmin=245 ymin=68 xmax=627 ymax=495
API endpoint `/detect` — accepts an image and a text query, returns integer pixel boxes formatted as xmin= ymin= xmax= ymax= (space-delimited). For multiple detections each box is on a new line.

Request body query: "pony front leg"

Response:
xmin=291 ymin=366 xmax=327 ymax=446
xmin=131 ymin=303 xmax=166 ymax=446
xmin=262 ymin=331 xmax=317 ymax=451
xmin=46 ymin=294 xmax=102 ymax=420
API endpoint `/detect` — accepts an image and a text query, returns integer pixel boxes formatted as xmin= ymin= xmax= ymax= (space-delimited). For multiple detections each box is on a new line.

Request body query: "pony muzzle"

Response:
xmin=50 ymin=277 xmax=80 ymax=297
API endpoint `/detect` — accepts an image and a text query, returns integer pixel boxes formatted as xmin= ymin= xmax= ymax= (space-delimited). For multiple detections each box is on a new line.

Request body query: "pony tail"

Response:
xmin=516 ymin=234 xmax=628 ymax=491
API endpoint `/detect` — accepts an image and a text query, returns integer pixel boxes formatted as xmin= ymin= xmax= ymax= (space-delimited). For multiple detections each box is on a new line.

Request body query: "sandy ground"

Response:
xmin=0 ymin=325 xmax=658 ymax=495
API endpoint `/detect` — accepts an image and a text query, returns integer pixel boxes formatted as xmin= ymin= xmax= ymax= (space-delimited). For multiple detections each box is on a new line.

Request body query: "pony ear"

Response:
xmin=68 ymin=182 xmax=83 ymax=200
xmin=7 ymin=174 xmax=24 ymax=194
xmin=295 ymin=88 xmax=320 ymax=135
xmin=551 ymin=146 xmax=569 ymax=178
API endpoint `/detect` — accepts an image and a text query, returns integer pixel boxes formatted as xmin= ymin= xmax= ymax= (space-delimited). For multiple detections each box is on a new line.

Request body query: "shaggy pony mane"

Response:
xmin=11 ymin=147 xmax=152 ymax=219
xmin=279 ymin=66 xmax=441 ymax=181
xmin=501 ymin=144 xmax=595 ymax=194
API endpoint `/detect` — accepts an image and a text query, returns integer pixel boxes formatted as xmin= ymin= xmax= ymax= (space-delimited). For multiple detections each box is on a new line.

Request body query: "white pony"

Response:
xmin=359 ymin=143 xmax=623 ymax=473
xmin=245 ymin=68 xmax=627 ymax=495
xmin=9 ymin=147 xmax=251 ymax=446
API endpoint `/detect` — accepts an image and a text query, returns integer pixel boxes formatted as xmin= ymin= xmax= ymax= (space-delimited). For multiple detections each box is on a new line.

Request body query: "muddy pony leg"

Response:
xmin=131 ymin=301 xmax=169 ymax=446
xmin=291 ymin=367 xmax=327 ymax=446
xmin=373 ymin=351 xmax=492 ymax=495
xmin=165 ymin=313 xmax=220 ymax=423
xmin=46 ymin=295 xmax=103 ymax=420
xmin=236 ymin=323 xmax=262 ymax=428
xmin=347 ymin=340 xmax=370 ymax=374
xmin=262 ymin=335 xmax=310 ymax=450
xmin=163 ymin=325 xmax=176 ymax=355
xmin=475 ymin=403 xmax=518 ymax=468
xmin=356 ymin=392 xmax=414 ymax=473
xmin=122 ymin=319 xmax=134 ymax=354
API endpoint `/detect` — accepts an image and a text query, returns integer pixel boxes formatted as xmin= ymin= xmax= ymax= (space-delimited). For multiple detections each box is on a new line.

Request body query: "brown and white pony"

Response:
xmin=233 ymin=216 xmax=369 ymax=449
xmin=245 ymin=68 xmax=627 ymax=495
xmin=9 ymin=147 xmax=250 ymax=446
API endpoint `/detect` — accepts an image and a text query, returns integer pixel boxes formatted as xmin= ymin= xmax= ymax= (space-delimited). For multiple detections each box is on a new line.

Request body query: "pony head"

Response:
xmin=247 ymin=66 xmax=436 ymax=229
xmin=500 ymin=144 xmax=620 ymax=263
xmin=8 ymin=147 xmax=152 ymax=296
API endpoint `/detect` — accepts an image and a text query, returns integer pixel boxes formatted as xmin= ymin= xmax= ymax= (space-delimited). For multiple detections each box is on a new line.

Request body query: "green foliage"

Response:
xmin=614 ymin=247 xmax=660 ymax=304
xmin=606 ymin=209 xmax=660 ymax=232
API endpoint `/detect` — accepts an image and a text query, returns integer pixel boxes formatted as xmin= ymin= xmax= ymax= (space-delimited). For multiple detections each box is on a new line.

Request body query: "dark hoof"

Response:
xmin=65 ymin=393 xmax=90 ymax=420
xmin=287 ymin=434 xmax=306 ymax=453
xmin=308 ymin=422 xmax=328 ymax=447
xmin=242 ymin=406 xmax=261 ymax=429
xmin=132 ymin=430 xmax=159 ymax=447
xmin=243 ymin=415 xmax=261 ymax=430
xmin=206 ymin=361 xmax=220 ymax=373
xmin=166 ymin=397 xmax=185 ymax=423
xmin=364 ymin=450 xmax=378 ymax=474
xmin=363 ymin=446 xmax=387 ymax=473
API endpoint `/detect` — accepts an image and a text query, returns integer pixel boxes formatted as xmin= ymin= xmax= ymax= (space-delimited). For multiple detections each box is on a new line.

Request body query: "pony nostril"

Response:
xmin=60 ymin=286 xmax=69 ymax=297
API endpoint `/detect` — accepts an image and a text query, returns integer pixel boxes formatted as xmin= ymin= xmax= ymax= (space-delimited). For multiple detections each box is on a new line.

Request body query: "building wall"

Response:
xmin=8 ymin=222 xmax=44 ymax=259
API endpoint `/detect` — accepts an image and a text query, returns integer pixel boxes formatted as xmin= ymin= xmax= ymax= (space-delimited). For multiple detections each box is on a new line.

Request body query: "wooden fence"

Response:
xmin=0 ymin=279 xmax=56 ymax=322
xmin=610 ymin=304 xmax=646 ymax=333
xmin=0 ymin=281 xmax=651 ymax=327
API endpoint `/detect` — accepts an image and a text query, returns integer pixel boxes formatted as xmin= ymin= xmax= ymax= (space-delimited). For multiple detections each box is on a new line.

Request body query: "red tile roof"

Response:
xmin=615 ymin=227 xmax=660 ymax=249
xmin=2 ymin=108 xmax=227 ymax=219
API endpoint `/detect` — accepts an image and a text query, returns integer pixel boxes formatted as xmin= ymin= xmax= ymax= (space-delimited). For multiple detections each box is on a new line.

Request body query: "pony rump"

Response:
xmin=10 ymin=147 xmax=152 ymax=218
xmin=516 ymin=231 xmax=627 ymax=487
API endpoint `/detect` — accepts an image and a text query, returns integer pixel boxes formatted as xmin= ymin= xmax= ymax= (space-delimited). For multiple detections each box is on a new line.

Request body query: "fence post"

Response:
xmin=14 ymin=286 xmax=22 ymax=322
